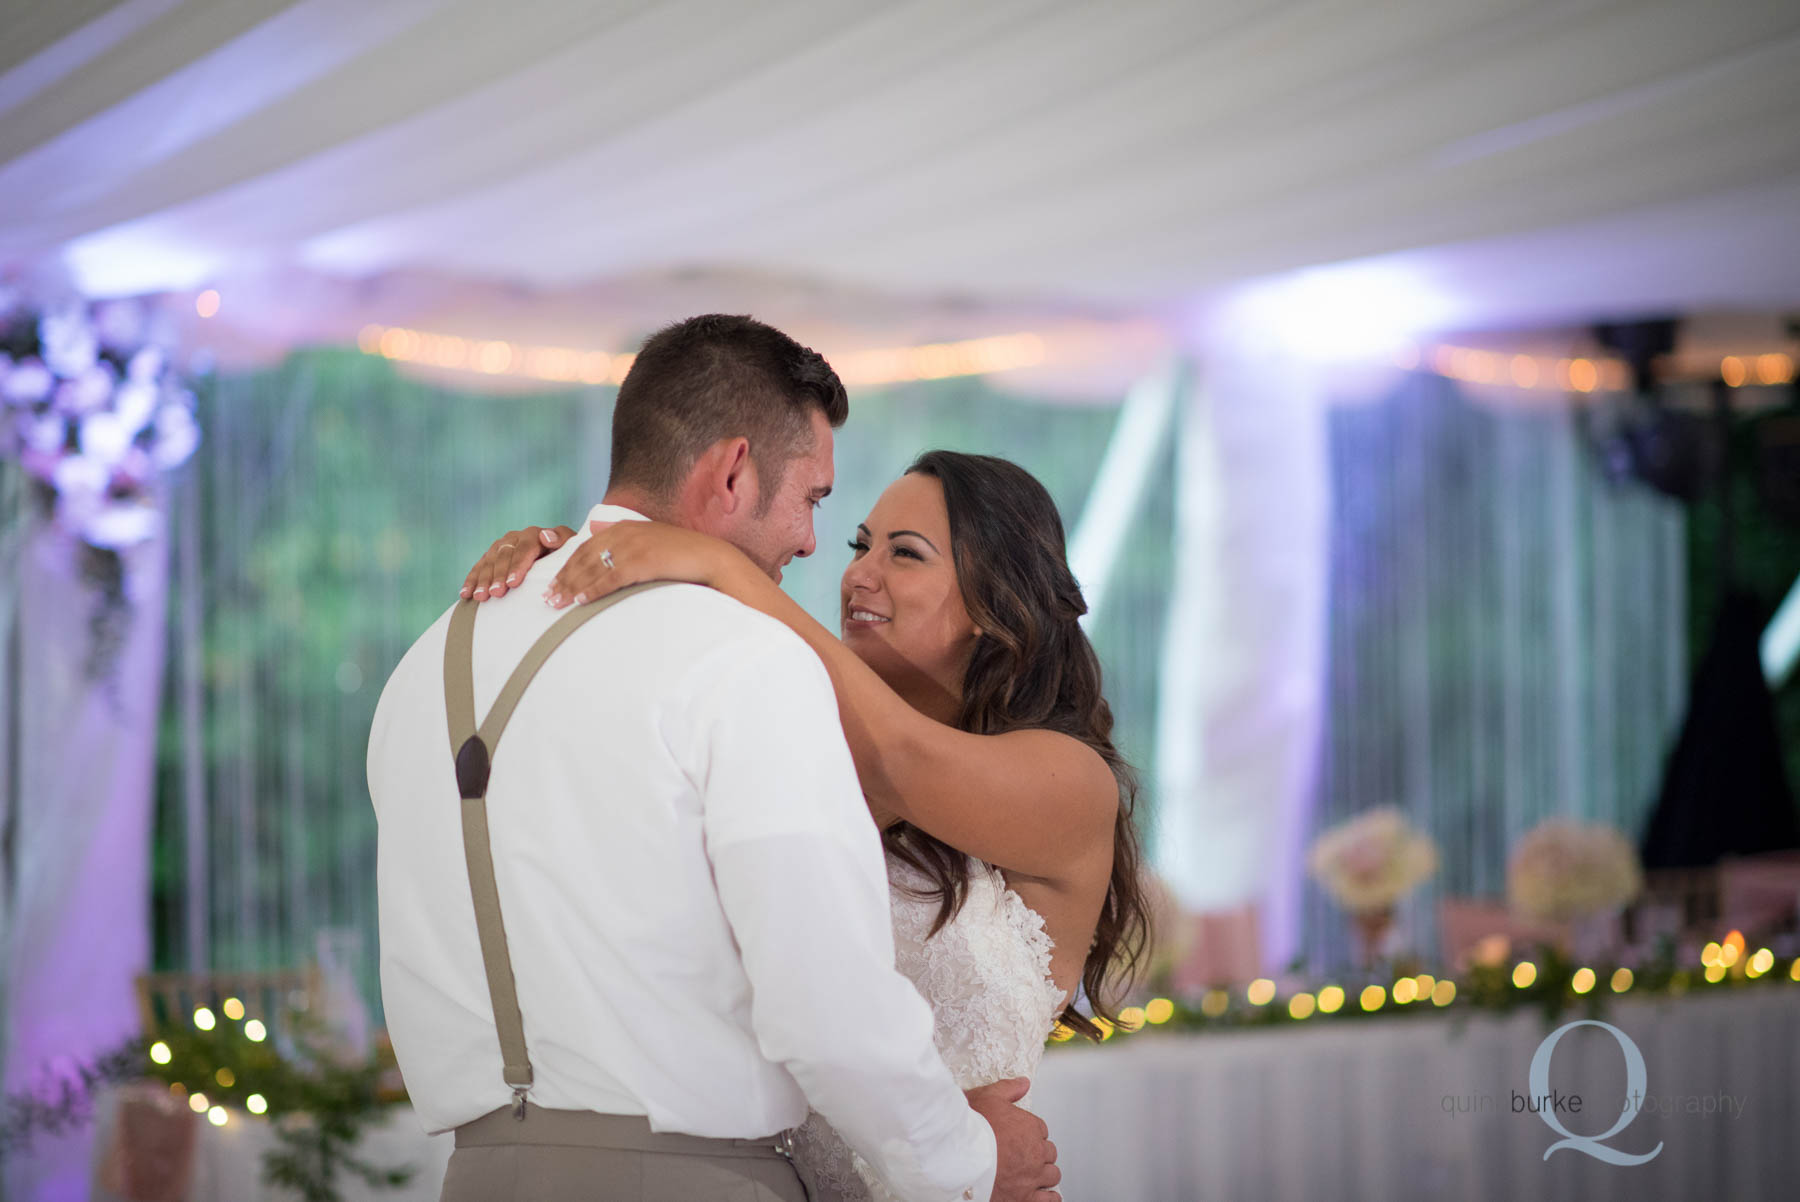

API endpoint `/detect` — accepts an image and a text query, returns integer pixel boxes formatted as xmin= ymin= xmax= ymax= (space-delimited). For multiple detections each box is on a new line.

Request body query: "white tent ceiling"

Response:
xmin=4 ymin=0 xmax=1800 ymax=370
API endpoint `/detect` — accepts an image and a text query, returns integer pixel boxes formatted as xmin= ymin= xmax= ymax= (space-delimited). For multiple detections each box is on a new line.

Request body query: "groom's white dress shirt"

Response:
xmin=369 ymin=504 xmax=996 ymax=1202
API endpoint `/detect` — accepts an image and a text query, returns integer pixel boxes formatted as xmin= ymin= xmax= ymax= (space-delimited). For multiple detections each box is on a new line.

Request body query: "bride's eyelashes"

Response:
xmin=846 ymin=538 xmax=922 ymax=561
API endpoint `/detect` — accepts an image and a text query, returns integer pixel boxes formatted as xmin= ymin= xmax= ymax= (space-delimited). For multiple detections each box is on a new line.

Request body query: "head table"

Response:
xmin=93 ymin=987 xmax=1794 ymax=1202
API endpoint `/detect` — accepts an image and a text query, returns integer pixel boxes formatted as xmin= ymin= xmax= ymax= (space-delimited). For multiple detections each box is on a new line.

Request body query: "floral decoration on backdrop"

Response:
xmin=1307 ymin=805 xmax=1440 ymax=914
xmin=0 ymin=289 xmax=203 ymax=678
xmin=1507 ymin=818 xmax=1644 ymax=922
xmin=1307 ymin=805 xmax=1440 ymax=966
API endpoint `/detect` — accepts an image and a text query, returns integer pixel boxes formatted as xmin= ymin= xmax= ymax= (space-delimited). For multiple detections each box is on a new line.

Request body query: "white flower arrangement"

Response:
xmin=1306 ymin=806 xmax=1439 ymax=914
xmin=1506 ymin=819 xmax=1643 ymax=922
xmin=1 ymin=296 xmax=200 ymax=550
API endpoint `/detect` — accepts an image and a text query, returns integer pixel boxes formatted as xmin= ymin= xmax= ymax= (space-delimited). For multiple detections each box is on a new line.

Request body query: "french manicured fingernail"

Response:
xmin=548 ymin=593 xmax=562 ymax=607
xmin=542 ymin=530 xmax=558 ymax=544
xmin=572 ymin=593 xmax=587 ymax=606
xmin=507 ymin=573 xmax=519 ymax=585
xmin=461 ymin=587 xmax=471 ymax=598
xmin=473 ymin=587 xmax=487 ymax=599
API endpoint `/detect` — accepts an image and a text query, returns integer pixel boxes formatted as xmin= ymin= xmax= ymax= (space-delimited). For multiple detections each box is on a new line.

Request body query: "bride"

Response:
xmin=464 ymin=449 xmax=1150 ymax=1200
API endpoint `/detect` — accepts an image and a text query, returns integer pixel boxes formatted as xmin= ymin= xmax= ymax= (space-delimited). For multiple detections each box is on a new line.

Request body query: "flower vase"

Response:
xmin=1352 ymin=907 xmax=1395 ymax=970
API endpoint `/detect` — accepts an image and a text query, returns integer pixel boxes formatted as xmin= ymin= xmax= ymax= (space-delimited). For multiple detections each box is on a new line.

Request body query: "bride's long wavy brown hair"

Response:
xmin=880 ymin=450 xmax=1151 ymax=1041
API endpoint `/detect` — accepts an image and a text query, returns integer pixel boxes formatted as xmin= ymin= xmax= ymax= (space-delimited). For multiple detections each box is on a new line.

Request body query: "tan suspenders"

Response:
xmin=442 ymin=583 xmax=669 ymax=1119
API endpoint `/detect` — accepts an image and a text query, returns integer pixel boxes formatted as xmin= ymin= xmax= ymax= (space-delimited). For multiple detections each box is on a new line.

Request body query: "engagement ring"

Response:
xmin=600 ymin=548 xmax=615 ymax=570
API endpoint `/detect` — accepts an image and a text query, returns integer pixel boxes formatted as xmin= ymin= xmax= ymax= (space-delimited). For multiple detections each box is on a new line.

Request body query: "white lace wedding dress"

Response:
xmin=791 ymin=855 xmax=1067 ymax=1202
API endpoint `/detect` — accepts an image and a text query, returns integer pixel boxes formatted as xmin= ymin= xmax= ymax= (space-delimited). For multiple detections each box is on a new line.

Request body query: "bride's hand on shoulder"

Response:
xmin=544 ymin=519 xmax=756 ymax=609
xmin=460 ymin=524 xmax=576 ymax=600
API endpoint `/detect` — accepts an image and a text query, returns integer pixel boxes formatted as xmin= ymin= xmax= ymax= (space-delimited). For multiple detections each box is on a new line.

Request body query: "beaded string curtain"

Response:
xmin=154 ymin=350 xmax=598 ymax=1015
xmin=154 ymin=353 xmax=1173 ymax=1018
xmin=1303 ymin=372 xmax=1688 ymax=970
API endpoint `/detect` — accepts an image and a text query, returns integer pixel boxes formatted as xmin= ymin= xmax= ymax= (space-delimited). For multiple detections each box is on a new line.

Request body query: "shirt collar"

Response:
xmin=582 ymin=502 xmax=650 ymax=529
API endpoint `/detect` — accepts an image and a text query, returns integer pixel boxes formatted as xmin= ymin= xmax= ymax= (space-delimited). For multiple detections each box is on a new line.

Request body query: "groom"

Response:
xmin=369 ymin=315 xmax=1060 ymax=1201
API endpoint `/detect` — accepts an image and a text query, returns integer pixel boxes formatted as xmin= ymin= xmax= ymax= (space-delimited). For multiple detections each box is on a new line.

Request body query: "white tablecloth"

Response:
xmin=1031 ymin=988 xmax=1798 ymax=1202
xmin=141 ymin=989 xmax=1794 ymax=1202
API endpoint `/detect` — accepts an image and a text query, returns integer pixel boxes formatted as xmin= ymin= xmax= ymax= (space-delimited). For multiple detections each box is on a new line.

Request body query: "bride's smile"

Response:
xmin=840 ymin=472 xmax=983 ymax=721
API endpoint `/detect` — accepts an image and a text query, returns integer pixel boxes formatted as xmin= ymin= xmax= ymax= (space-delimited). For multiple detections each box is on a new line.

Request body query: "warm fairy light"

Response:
xmin=1719 ymin=939 xmax=1742 ymax=969
xmin=1790 ymin=958 xmax=1800 ymax=982
xmin=195 ymin=290 xmax=220 ymax=319
xmin=215 ymin=1067 xmax=236 ymax=1087
xmin=1721 ymin=357 xmax=1748 ymax=387
xmin=1756 ymin=353 xmax=1794 ymax=385
xmin=169 ymin=1081 xmax=187 ymax=1097
xmin=1701 ymin=941 xmax=1722 ymax=968
xmin=1317 ymin=985 xmax=1345 ymax=1014
xmin=1048 ymin=1022 xmax=1075 ymax=1043
xmin=208 ymin=1106 xmax=228 ymax=1127
xmin=1611 ymin=967 xmax=1634 ymax=993
xmin=1095 ymin=1017 xmax=1115 ymax=1042
xmin=189 ymin=1092 xmax=209 ymax=1113
xmin=360 ymin=323 xmax=1043 ymax=388
xmin=1392 ymin=978 xmax=1417 ymax=1005
xmin=1288 ymin=992 xmax=1316 ymax=1020
xmin=1412 ymin=342 xmax=1645 ymax=393
xmin=1200 ymin=989 xmax=1230 ymax=1018
xmin=1470 ymin=934 xmax=1510 ymax=967
xmin=1246 ymin=978 xmax=1276 ymax=1007
xmin=1704 ymin=963 xmax=1726 ymax=983
xmin=244 ymin=1019 xmax=267 ymax=1042
xmin=1414 ymin=974 xmax=1436 ymax=998
xmin=1117 ymin=1006 xmax=1147 ymax=1031
xmin=1359 ymin=985 xmax=1386 ymax=1012
xmin=222 ymin=997 xmax=245 ymax=1022
xmin=836 ymin=333 xmax=1047 ymax=386
xmin=1431 ymin=979 xmax=1456 ymax=1007
xmin=149 ymin=1041 xmax=172 ymax=1065
xmin=474 ymin=340 xmax=515 ymax=374
xmin=247 ymin=1093 xmax=268 ymax=1115
xmin=1145 ymin=997 xmax=1175 ymax=1024
xmin=1571 ymin=967 xmax=1596 ymax=995
xmin=1749 ymin=948 xmax=1775 ymax=977
xmin=193 ymin=1007 xmax=216 ymax=1031
xmin=1512 ymin=962 xmax=1537 ymax=989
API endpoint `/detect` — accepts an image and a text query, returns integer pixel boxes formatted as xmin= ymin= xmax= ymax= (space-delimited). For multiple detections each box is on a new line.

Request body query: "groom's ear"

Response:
xmin=714 ymin=436 xmax=757 ymax=516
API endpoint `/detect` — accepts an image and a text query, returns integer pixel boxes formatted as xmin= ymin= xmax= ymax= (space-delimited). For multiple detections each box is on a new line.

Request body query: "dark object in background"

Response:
xmin=1642 ymin=591 xmax=1800 ymax=869
xmin=1755 ymin=412 xmax=1800 ymax=527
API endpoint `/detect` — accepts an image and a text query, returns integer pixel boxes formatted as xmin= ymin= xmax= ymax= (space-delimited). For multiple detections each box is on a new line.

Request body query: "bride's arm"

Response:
xmin=550 ymin=521 xmax=1118 ymax=882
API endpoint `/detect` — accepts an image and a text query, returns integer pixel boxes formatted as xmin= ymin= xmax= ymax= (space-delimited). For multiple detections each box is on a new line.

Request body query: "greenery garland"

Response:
xmin=1055 ymin=937 xmax=1800 ymax=1043
xmin=0 ymin=1010 xmax=411 ymax=1202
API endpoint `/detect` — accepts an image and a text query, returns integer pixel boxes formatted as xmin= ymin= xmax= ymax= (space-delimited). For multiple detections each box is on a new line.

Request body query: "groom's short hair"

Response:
xmin=610 ymin=315 xmax=848 ymax=504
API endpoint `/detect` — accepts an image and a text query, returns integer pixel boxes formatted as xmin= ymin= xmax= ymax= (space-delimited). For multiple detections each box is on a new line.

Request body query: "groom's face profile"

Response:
xmin=725 ymin=406 xmax=836 ymax=583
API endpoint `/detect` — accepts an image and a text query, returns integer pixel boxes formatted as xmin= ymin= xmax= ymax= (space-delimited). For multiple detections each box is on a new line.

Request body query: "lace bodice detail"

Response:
xmin=791 ymin=856 xmax=1065 ymax=1202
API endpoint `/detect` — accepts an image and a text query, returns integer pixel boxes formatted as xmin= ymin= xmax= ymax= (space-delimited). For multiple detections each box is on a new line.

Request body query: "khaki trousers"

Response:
xmin=441 ymin=1105 xmax=808 ymax=1202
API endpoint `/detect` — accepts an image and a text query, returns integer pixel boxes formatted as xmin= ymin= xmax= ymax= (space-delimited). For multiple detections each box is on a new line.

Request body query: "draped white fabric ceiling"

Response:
xmin=3 ymin=0 xmax=1800 ymax=352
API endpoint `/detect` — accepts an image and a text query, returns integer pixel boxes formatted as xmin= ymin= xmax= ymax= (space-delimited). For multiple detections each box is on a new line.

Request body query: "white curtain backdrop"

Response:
xmin=1304 ymin=372 xmax=1688 ymax=969
xmin=1 ymin=515 xmax=166 ymax=1202
xmin=1154 ymin=354 xmax=1331 ymax=969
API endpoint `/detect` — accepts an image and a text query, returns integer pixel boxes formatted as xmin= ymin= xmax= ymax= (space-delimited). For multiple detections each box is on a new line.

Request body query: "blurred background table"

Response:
xmin=1030 ymin=988 xmax=1797 ymax=1202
